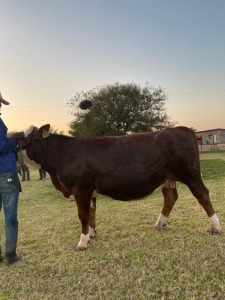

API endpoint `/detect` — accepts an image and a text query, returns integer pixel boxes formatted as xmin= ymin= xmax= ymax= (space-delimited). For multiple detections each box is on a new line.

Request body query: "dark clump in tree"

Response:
xmin=79 ymin=100 xmax=93 ymax=110
xmin=67 ymin=82 xmax=171 ymax=136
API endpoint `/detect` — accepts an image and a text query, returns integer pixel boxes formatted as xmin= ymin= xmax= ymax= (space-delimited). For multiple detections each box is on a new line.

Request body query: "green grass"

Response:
xmin=0 ymin=152 xmax=225 ymax=300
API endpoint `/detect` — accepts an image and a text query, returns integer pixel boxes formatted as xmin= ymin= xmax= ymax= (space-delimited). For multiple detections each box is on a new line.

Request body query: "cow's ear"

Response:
xmin=37 ymin=124 xmax=51 ymax=138
xmin=41 ymin=124 xmax=51 ymax=132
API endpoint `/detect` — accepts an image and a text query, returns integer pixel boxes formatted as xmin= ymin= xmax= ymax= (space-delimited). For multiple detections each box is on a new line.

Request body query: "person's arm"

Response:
xmin=0 ymin=128 xmax=16 ymax=154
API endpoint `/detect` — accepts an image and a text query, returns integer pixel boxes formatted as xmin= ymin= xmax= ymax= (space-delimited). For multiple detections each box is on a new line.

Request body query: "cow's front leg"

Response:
xmin=89 ymin=197 xmax=97 ymax=238
xmin=75 ymin=196 xmax=91 ymax=251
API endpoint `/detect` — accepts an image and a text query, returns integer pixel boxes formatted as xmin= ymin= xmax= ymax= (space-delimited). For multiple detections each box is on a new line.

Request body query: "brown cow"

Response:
xmin=21 ymin=125 xmax=222 ymax=250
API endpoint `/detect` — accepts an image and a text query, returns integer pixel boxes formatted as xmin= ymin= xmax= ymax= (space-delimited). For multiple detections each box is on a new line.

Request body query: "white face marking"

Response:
xmin=24 ymin=125 xmax=36 ymax=137
xmin=77 ymin=233 xmax=90 ymax=249
xmin=22 ymin=126 xmax=41 ymax=170
xmin=21 ymin=150 xmax=41 ymax=170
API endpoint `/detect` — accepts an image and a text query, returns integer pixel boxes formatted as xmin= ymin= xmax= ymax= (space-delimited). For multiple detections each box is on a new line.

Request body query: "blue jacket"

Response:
xmin=0 ymin=118 xmax=17 ymax=174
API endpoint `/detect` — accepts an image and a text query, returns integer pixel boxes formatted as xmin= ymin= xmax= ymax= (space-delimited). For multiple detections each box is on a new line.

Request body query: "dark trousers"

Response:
xmin=39 ymin=169 xmax=46 ymax=180
xmin=21 ymin=163 xmax=30 ymax=181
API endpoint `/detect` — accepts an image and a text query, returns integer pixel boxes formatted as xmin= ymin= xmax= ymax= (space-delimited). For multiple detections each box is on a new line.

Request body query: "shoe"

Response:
xmin=5 ymin=253 xmax=24 ymax=266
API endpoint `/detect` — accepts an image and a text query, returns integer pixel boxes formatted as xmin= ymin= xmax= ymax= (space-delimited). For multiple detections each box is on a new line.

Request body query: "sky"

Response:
xmin=1 ymin=0 xmax=225 ymax=134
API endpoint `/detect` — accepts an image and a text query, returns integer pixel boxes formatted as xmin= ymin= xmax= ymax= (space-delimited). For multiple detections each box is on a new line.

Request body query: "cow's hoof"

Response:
xmin=154 ymin=223 xmax=167 ymax=231
xmin=154 ymin=225 xmax=162 ymax=231
xmin=75 ymin=246 xmax=87 ymax=251
xmin=211 ymin=227 xmax=222 ymax=235
xmin=155 ymin=214 xmax=167 ymax=231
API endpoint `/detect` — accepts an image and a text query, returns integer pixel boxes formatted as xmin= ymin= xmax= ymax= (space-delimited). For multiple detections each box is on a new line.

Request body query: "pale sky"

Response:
xmin=1 ymin=0 xmax=225 ymax=134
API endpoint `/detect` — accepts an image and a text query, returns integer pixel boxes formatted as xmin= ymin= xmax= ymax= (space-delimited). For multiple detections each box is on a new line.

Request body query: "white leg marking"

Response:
xmin=89 ymin=226 xmax=96 ymax=238
xmin=90 ymin=199 xmax=94 ymax=208
xmin=210 ymin=213 xmax=222 ymax=234
xmin=77 ymin=233 xmax=90 ymax=249
xmin=155 ymin=213 xmax=168 ymax=230
xmin=68 ymin=194 xmax=75 ymax=200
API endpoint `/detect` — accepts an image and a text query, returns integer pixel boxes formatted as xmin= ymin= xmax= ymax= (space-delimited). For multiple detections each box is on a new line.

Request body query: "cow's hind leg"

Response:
xmin=187 ymin=178 xmax=222 ymax=234
xmin=89 ymin=197 xmax=97 ymax=238
xmin=155 ymin=181 xmax=178 ymax=231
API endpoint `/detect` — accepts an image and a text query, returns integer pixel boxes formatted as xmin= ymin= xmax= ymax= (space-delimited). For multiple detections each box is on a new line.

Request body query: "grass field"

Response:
xmin=0 ymin=151 xmax=225 ymax=299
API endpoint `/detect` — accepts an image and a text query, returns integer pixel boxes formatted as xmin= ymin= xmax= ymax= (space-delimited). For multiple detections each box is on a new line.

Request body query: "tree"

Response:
xmin=189 ymin=127 xmax=197 ymax=132
xmin=67 ymin=82 xmax=171 ymax=136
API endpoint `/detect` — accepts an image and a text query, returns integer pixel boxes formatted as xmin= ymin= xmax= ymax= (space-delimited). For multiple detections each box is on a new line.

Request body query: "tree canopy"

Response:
xmin=67 ymin=82 xmax=172 ymax=136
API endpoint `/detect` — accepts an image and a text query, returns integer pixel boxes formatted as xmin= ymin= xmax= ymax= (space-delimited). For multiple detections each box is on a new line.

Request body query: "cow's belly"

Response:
xmin=95 ymin=176 xmax=164 ymax=201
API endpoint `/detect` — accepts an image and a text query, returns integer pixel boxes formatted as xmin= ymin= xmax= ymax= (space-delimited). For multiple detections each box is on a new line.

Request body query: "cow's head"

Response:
xmin=20 ymin=124 xmax=51 ymax=170
xmin=22 ymin=124 xmax=51 ymax=149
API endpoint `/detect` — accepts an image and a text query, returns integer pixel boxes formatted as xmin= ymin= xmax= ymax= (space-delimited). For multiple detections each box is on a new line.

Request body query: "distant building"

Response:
xmin=196 ymin=128 xmax=225 ymax=144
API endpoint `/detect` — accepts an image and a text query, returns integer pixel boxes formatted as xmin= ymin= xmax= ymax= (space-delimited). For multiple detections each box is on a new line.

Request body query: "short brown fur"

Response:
xmin=21 ymin=125 xmax=220 ymax=249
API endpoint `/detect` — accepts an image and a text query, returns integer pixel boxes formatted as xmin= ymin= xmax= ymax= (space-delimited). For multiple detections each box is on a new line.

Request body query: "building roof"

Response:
xmin=196 ymin=128 xmax=225 ymax=133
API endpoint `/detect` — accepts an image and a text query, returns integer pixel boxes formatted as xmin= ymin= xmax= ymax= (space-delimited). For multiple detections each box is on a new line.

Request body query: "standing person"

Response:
xmin=0 ymin=92 xmax=24 ymax=266
xmin=17 ymin=149 xmax=30 ymax=181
